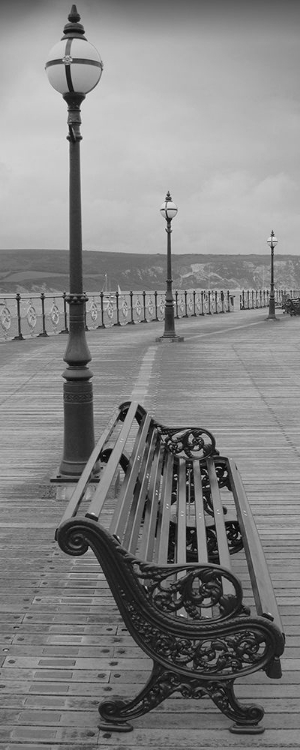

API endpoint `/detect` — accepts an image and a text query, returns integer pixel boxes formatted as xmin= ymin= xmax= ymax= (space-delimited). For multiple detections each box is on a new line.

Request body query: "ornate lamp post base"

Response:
xmin=156 ymin=334 xmax=184 ymax=342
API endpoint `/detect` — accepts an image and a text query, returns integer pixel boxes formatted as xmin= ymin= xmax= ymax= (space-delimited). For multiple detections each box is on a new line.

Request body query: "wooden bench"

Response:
xmin=283 ymin=297 xmax=300 ymax=315
xmin=55 ymin=400 xmax=285 ymax=735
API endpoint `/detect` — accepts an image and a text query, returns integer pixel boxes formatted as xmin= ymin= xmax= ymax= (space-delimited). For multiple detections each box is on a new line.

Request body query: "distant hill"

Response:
xmin=0 ymin=249 xmax=299 ymax=294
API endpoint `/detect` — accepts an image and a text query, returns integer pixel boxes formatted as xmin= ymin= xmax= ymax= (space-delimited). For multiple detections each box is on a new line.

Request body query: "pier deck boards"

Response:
xmin=0 ymin=307 xmax=299 ymax=748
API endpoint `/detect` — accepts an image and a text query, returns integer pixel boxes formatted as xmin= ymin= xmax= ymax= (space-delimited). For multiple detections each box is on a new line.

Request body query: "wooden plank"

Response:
xmin=192 ymin=460 xmax=209 ymax=562
xmin=137 ymin=442 xmax=164 ymax=561
xmin=206 ymin=458 xmax=233 ymax=596
xmin=228 ymin=457 xmax=284 ymax=633
xmin=86 ymin=400 xmax=145 ymax=522
xmin=109 ymin=414 xmax=153 ymax=539
xmin=176 ymin=459 xmax=188 ymax=564
xmin=155 ymin=452 xmax=174 ymax=564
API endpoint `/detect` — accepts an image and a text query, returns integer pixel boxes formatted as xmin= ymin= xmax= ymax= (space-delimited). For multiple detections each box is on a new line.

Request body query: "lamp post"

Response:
xmin=157 ymin=191 xmax=184 ymax=342
xmin=46 ymin=5 xmax=103 ymax=479
xmin=266 ymin=230 xmax=279 ymax=321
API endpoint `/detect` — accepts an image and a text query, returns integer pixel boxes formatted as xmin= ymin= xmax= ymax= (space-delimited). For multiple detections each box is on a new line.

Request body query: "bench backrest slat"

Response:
xmin=86 ymin=401 xmax=144 ymax=521
xmin=136 ymin=441 xmax=164 ymax=561
xmin=109 ymin=413 xmax=153 ymax=538
xmin=227 ymin=458 xmax=284 ymax=631
xmin=122 ymin=428 xmax=159 ymax=553
xmin=58 ymin=405 xmax=121 ymax=526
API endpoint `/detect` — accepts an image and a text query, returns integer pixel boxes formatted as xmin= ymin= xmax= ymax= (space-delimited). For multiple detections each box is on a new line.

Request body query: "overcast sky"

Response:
xmin=1 ymin=0 xmax=300 ymax=255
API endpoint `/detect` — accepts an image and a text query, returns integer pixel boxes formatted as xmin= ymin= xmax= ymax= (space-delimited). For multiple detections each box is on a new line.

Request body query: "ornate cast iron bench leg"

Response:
xmin=207 ymin=680 xmax=264 ymax=734
xmin=98 ymin=663 xmax=265 ymax=734
xmin=98 ymin=662 xmax=181 ymax=732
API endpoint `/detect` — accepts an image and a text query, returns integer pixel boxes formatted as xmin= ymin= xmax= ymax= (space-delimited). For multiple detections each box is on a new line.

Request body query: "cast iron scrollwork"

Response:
xmin=140 ymin=563 xmax=244 ymax=621
xmin=158 ymin=426 xmax=218 ymax=459
xmin=206 ymin=521 xmax=243 ymax=561
xmin=123 ymin=596 xmax=284 ymax=680
xmin=168 ymin=519 xmax=243 ymax=563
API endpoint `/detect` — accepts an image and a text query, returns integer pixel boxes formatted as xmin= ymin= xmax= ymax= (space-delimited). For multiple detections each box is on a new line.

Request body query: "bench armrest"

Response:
xmin=56 ymin=518 xmax=244 ymax=625
xmin=136 ymin=559 xmax=244 ymax=622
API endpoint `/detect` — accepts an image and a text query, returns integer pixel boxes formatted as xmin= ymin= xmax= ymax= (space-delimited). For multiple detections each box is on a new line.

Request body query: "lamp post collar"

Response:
xmin=62 ymin=5 xmax=86 ymax=39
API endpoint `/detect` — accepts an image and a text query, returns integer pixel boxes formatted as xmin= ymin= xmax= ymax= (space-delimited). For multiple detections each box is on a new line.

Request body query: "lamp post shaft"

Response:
xmin=163 ymin=220 xmax=176 ymax=337
xmin=46 ymin=7 xmax=103 ymax=481
xmin=58 ymin=93 xmax=95 ymax=478
xmin=268 ymin=244 xmax=276 ymax=318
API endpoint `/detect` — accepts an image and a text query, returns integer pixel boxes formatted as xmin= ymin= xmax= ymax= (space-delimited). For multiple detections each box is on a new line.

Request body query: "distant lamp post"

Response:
xmin=157 ymin=191 xmax=184 ymax=342
xmin=45 ymin=5 xmax=103 ymax=479
xmin=266 ymin=230 xmax=279 ymax=321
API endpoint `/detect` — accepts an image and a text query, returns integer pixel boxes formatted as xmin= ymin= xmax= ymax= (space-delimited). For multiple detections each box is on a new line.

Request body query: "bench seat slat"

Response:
xmin=227 ymin=458 xmax=284 ymax=632
xmin=207 ymin=458 xmax=233 ymax=596
xmin=155 ymin=452 xmax=174 ymax=564
xmin=192 ymin=460 xmax=209 ymax=563
xmin=177 ymin=459 xmax=188 ymax=564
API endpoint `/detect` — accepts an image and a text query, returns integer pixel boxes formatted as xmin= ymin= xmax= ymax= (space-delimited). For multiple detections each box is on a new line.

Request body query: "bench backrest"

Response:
xmin=56 ymin=400 xmax=283 ymax=634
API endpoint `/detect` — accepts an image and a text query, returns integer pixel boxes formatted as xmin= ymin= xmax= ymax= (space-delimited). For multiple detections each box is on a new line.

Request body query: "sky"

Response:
xmin=1 ymin=0 xmax=300 ymax=255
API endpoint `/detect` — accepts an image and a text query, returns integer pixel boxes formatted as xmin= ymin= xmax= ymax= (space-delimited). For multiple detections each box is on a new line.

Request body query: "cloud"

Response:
xmin=0 ymin=0 xmax=300 ymax=253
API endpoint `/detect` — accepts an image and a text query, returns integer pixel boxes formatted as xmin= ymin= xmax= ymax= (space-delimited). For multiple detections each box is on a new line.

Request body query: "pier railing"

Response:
xmin=0 ymin=288 xmax=291 ymax=341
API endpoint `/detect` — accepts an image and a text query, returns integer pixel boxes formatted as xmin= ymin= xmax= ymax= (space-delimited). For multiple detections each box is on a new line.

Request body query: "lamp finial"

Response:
xmin=69 ymin=4 xmax=80 ymax=22
xmin=63 ymin=4 xmax=86 ymax=37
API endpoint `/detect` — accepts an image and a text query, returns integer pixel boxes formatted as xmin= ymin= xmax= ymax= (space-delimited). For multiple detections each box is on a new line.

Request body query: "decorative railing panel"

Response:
xmin=239 ymin=288 xmax=294 ymax=310
xmin=0 ymin=287 xmax=291 ymax=342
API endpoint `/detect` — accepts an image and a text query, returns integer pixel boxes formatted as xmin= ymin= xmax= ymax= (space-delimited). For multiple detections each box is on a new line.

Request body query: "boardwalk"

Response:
xmin=0 ymin=307 xmax=299 ymax=748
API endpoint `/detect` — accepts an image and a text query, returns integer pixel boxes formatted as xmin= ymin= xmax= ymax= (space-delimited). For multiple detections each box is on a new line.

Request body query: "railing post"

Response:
xmin=221 ymin=290 xmax=225 ymax=313
xmin=14 ymin=293 xmax=23 ymax=340
xmin=98 ymin=292 xmax=105 ymax=328
xmin=192 ymin=290 xmax=196 ymax=316
xmin=59 ymin=291 xmax=69 ymax=333
xmin=175 ymin=290 xmax=179 ymax=319
xmin=129 ymin=291 xmax=135 ymax=324
xmin=201 ymin=290 xmax=204 ymax=315
xmin=208 ymin=290 xmax=212 ymax=314
xmin=142 ymin=291 xmax=147 ymax=322
xmin=214 ymin=290 xmax=218 ymax=313
xmin=38 ymin=292 xmax=48 ymax=337
xmin=84 ymin=294 xmax=89 ymax=331
xmin=184 ymin=290 xmax=188 ymax=317
xmin=116 ymin=290 xmax=121 ymax=326
xmin=154 ymin=291 xmax=159 ymax=321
